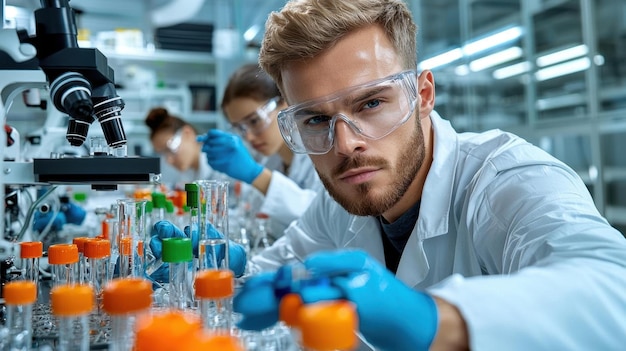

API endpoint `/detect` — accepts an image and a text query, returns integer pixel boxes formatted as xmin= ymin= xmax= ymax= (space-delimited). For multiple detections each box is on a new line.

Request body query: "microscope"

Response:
xmin=0 ymin=0 xmax=160 ymax=260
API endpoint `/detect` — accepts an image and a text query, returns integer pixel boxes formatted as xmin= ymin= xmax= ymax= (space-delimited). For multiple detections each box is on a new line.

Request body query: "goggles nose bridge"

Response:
xmin=330 ymin=113 xmax=365 ymax=137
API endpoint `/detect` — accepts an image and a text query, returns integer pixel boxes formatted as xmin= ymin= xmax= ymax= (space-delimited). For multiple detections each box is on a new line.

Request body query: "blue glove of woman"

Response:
xmin=149 ymin=220 xmax=247 ymax=277
xmin=197 ymin=129 xmax=264 ymax=184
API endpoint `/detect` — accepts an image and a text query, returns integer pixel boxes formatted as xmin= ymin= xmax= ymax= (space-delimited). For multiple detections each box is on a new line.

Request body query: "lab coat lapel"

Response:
xmin=396 ymin=234 xmax=429 ymax=287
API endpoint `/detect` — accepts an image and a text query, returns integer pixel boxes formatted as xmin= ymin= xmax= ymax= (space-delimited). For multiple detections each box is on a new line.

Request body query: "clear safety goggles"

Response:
xmin=165 ymin=129 xmax=183 ymax=155
xmin=277 ymin=70 xmax=418 ymax=154
xmin=231 ymin=97 xmax=280 ymax=136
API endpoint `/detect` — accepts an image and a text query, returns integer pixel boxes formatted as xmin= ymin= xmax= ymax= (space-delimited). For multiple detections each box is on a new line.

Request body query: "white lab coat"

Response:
xmin=257 ymin=152 xmax=324 ymax=235
xmin=251 ymin=111 xmax=626 ymax=350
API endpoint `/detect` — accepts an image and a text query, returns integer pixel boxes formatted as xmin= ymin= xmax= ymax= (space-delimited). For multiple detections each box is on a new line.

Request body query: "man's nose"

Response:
xmin=332 ymin=116 xmax=367 ymax=155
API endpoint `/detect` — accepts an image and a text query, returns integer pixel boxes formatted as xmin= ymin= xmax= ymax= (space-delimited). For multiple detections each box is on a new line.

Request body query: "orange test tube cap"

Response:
xmin=3 ymin=280 xmax=37 ymax=305
xmin=102 ymin=278 xmax=152 ymax=315
xmin=47 ymin=243 xmax=79 ymax=264
xmin=72 ymin=237 xmax=90 ymax=253
xmin=299 ymin=300 xmax=358 ymax=351
xmin=50 ymin=284 xmax=94 ymax=316
xmin=194 ymin=269 xmax=234 ymax=299
xmin=20 ymin=241 xmax=43 ymax=259
xmin=134 ymin=310 xmax=202 ymax=351
xmin=83 ymin=238 xmax=111 ymax=259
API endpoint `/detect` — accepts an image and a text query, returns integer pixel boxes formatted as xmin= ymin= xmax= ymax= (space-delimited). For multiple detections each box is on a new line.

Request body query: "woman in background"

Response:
xmin=198 ymin=63 xmax=323 ymax=237
xmin=145 ymin=107 xmax=221 ymax=187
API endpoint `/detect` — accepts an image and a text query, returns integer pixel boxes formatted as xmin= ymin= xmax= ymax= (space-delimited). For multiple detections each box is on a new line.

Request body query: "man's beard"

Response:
xmin=317 ymin=119 xmax=425 ymax=217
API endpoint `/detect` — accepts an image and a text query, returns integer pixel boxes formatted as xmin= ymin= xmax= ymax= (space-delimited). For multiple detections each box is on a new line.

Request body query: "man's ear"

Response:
xmin=417 ymin=70 xmax=435 ymax=119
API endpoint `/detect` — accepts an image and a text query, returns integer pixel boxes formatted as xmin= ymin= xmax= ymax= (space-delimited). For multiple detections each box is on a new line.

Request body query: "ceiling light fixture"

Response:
xmin=469 ymin=46 xmax=523 ymax=72
xmin=536 ymin=44 xmax=588 ymax=67
xmin=462 ymin=26 xmax=523 ymax=56
xmin=492 ymin=61 xmax=531 ymax=79
xmin=418 ymin=48 xmax=463 ymax=70
xmin=535 ymin=57 xmax=590 ymax=81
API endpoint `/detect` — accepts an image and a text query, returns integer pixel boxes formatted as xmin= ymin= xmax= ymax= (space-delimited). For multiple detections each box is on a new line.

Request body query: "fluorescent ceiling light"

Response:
xmin=536 ymin=44 xmax=588 ymax=67
xmin=493 ymin=61 xmax=531 ymax=79
xmin=244 ymin=25 xmax=261 ymax=42
xmin=455 ymin=65 xmax=470 ymax=76
xmin=535 ymin=57 xmax=590 ymax=81
xmin=462 ymin=26 xmax=523 ymax=56
xmin=469 ymin=46 xmax=523 ymax=72
xmin=418 ymin=48 xmax=463 ymax=70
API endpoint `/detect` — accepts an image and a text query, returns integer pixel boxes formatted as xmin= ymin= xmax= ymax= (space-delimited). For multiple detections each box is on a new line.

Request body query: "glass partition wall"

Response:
xmin=412 ymin=0 xmax=626 ymax=235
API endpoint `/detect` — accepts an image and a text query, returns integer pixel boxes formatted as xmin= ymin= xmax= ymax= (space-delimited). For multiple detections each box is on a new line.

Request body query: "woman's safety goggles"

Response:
xmin=165 ymin=129 xmax=183 ymax=155
xmin=231 ymin=97 xmax=280 ymax=136
xmin=277 ymin=70 xmax=418 ymax=154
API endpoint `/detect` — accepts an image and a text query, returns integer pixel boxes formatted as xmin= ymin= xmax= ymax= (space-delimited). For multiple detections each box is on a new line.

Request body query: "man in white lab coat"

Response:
xmin=232 ymin=0 xmax=626 ymax=350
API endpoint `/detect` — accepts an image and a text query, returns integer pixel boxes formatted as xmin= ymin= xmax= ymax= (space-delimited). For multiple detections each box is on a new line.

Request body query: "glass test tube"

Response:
xmin=194 ymin=269 xmax=234 ymax=333
xmin=84 ymin=238 xmax=112 ymax=339
xmin=162 ymin=237 xmax=194 ymax=310
xmin=19 ymin=241 xmax=43 ymax=283
xmin=84 ymin=239 xmax=111 ymax=305
xmin=185 ymin=183 xmax=200 ymax=271
xmin=196 ymin=180 xmax=230 ymax=271
xmin=73 ymin=236 xmax=90 ymax=283
xmin=253 ymin=212 xmax=272 ymax=254
xmin=50 ymin=284 xmax=94 ymax=351
xmin=47 ymin=243 xmax=79 ymax=286
xmin=3 ymin=281 xmax=37 ymax=351
xmin=102 ymin=278 xmax=153 ymax=351
xmin=117 ymin=199 xmax=148 ymax=278
xmin=144 ymin=192 xmax=167 ymax=280
xmin=103 ymin=217 xmax=120 ymax=277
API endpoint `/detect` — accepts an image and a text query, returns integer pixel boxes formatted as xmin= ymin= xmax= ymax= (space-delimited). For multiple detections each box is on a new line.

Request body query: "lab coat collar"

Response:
xmin=416 ymin=111 xmax=458 ymax=240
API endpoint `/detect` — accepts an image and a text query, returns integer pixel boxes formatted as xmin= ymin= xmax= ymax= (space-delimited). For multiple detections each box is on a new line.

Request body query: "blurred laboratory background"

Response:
xmin=3 ymin=0 xmax=625 ymax=237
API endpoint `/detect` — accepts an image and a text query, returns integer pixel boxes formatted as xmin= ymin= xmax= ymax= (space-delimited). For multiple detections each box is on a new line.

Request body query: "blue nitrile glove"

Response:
xmin=149 ymin=220 xmax=247 ymax=277
xmin=233 ymin=272 xmax=280 ymax=330
xmin=301 ymin=250 xmax=439 ymax=351
xmin=197 ymin=129 xmax=263 ymax=184
xmin=233 ymin=263 xmax=339 ymax=331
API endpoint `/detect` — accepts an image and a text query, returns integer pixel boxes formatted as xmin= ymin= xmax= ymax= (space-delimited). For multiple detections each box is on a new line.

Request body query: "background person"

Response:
xmin=145 ymin=107 xmax=223 ymax=188
xmin=231 ymin=0 xmax=626 ymax=350
xmin=197 ymin=63 xmax=323 ymax=237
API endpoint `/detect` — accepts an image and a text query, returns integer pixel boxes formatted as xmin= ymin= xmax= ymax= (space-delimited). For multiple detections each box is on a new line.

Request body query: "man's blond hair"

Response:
xmin=259 ymin=0 xmax=417 ymax=93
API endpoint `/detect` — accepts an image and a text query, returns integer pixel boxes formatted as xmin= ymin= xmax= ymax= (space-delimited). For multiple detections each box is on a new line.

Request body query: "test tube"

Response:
xmin=47 ymin=243 xmax=79 ymax=286
xmin=194 ymin=269 xmax=234 ymax=333
xmin=3 ymin=281 xmax=37 ymax=351
xmin=162 ymin=237 xmax=194 ymax=310
xmin=117 ymin=199 xmax=148 ymax=277
xmin=19 ymin=241 xmax=43 ymax=283
xmin=50 ymin=284 xmax=95 ymax=351
xmin=84 ymin=238 xmax=112 ymax=339
xmin=73 ymin=236 xmax=90 ymax=283
xmin=102 ymin=278 xmax=153 ymax=351
xmin=196 ymin=180 xmax=230 ymax=271
xmin=84 ymin=239 xmax=111 ymax=303
xmin=185 ymin=183 xmax=200 ymax=270
xmin=298 ymin=300 xmax=358 ymax=351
